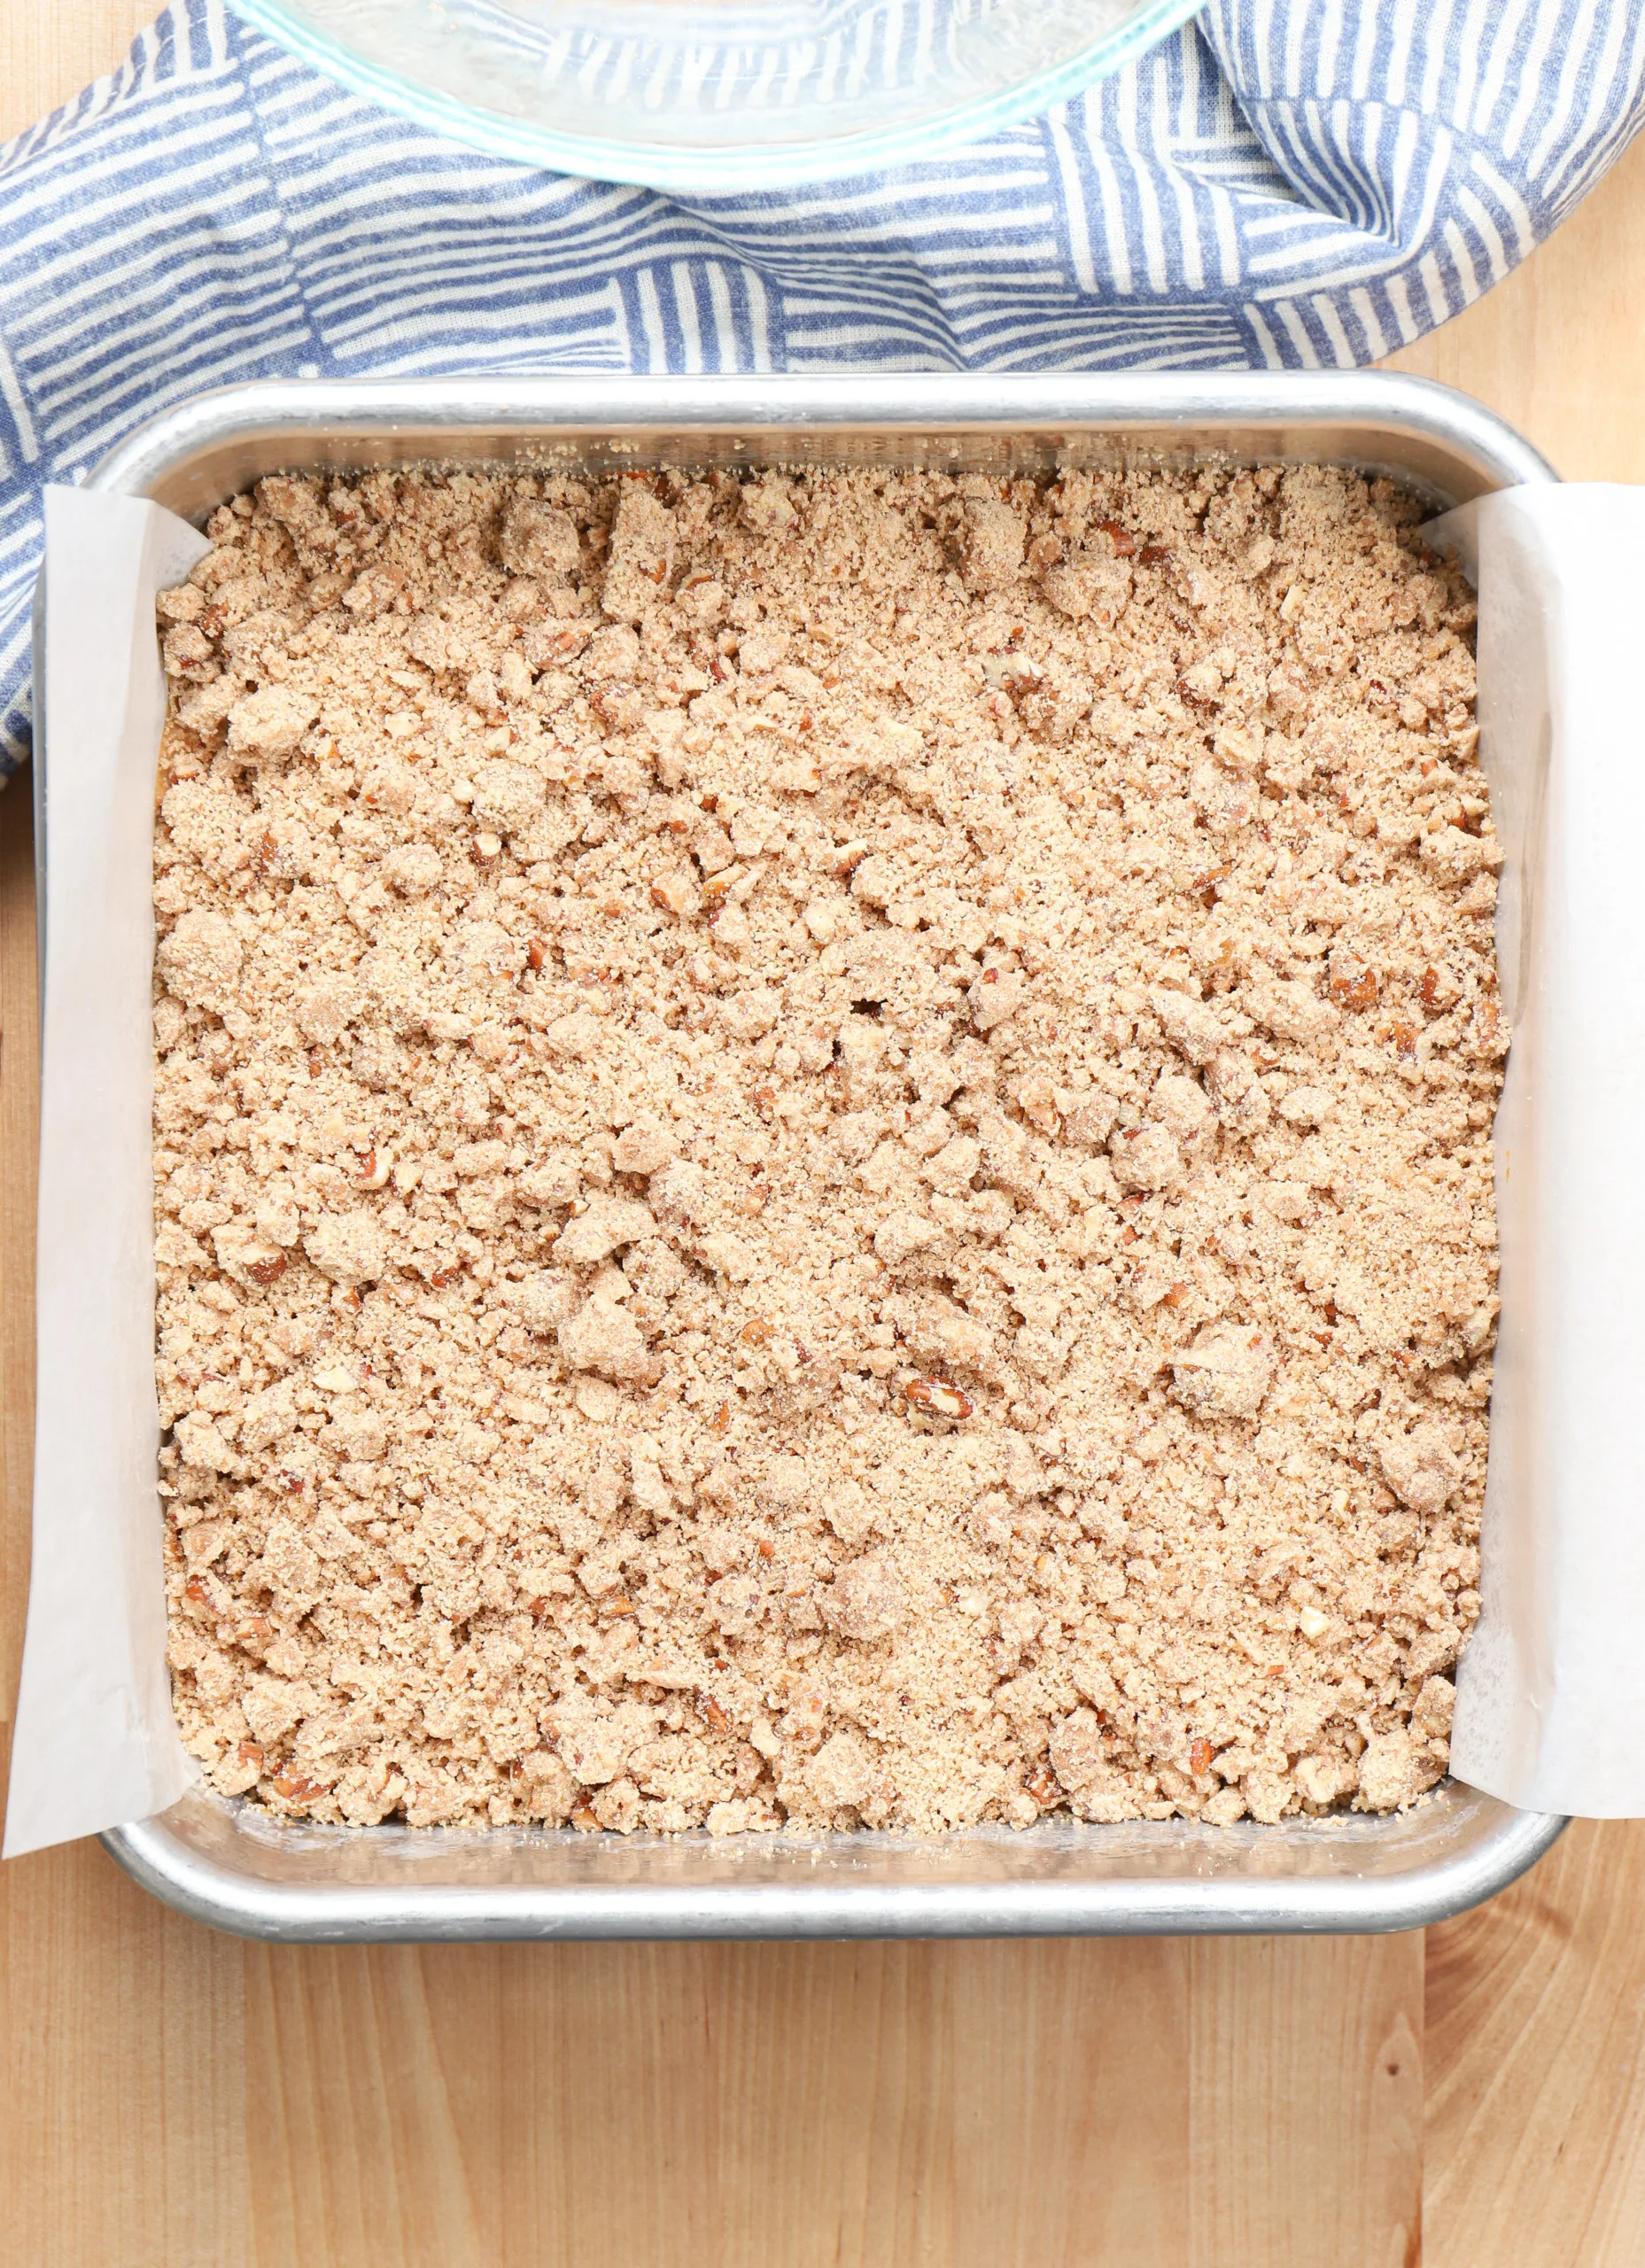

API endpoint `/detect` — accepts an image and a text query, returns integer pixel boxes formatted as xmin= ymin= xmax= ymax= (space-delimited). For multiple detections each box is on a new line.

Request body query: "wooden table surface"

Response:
xmin=3 ymin=12 xmax=1644 ymax=2264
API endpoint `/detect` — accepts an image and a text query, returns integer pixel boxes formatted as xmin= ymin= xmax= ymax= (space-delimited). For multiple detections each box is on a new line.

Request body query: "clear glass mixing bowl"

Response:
xmin=229 ymin=0 xmax=1203 ymax=192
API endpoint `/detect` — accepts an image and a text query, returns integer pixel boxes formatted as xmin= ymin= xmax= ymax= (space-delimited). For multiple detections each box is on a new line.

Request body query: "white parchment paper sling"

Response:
xmin=6 ymin=480 xmax=1645 ymax=1858
xmin=3 ymin=490 xmax=206 ymax=1859
xmin=1433 ymin=485 xmax=1645 ymax=1817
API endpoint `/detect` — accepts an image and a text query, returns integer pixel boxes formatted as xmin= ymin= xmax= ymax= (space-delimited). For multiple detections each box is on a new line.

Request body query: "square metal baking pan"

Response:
xmin=57 ymin=371 xmax=1564 ymax=1940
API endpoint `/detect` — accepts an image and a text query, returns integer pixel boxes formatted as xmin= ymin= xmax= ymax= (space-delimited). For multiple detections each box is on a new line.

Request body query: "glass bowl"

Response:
xmin=228 ymin=0 xmax=1203 ymax=192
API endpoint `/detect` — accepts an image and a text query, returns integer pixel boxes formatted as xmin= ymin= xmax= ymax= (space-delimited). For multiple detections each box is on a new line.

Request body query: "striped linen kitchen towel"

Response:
xmin=1 ymin=0 xmax=1642 ymax=772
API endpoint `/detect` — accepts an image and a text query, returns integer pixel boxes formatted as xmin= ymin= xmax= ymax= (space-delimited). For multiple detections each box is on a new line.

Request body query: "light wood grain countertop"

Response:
xmin=3 ymin=12 xmax=1643 ymax=2263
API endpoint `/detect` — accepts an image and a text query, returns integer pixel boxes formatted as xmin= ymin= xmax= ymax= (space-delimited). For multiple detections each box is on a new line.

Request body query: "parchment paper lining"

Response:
xmin=7 ymin=478 xmax=1641 ymax=1858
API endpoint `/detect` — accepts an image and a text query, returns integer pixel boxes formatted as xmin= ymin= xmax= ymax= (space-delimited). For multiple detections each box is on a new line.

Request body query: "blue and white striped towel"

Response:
xmin=2 ymin=0 xmax=1641 ymax=773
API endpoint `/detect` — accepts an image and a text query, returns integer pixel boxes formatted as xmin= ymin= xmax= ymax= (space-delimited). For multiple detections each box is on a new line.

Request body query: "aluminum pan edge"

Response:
xmin=103 ymin=1791 xmax=1564 ymax=1942
xmin=78 ymin=369 xmax=1564 ymax=1938
xmin=85 ymin=372 xmax=1557 ymax=521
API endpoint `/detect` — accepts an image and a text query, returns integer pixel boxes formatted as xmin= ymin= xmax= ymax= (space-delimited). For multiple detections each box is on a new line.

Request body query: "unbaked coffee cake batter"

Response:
xmin=152 ymin=459 xmax=1501 ymax=1833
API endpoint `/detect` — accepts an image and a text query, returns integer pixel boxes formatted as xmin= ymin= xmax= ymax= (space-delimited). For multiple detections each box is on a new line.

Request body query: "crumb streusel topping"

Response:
xmin=153 ymin=459 xmax=1500 ymax=1834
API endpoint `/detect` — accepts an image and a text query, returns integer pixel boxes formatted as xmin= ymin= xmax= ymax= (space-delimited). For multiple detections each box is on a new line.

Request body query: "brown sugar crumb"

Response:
xmin=152 ymin=459 xmax=1499 ymax=1835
